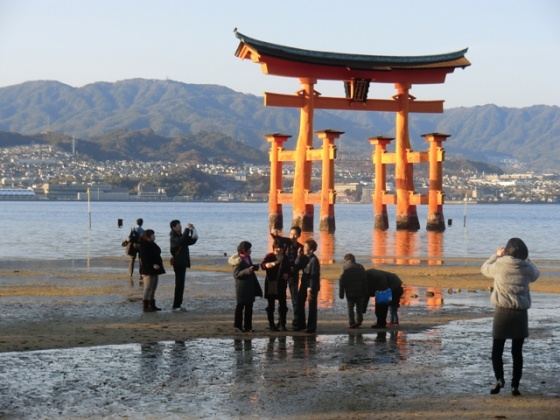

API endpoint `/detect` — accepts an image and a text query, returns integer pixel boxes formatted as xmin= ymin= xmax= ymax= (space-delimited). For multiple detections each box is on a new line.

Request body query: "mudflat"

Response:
xmin=1 ymin=257 xmax=559 ymax=419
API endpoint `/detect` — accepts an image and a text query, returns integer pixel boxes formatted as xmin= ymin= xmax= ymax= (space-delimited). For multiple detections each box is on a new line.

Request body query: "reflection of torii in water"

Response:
xmin=234 ymin=30 xmax=470 ymax=232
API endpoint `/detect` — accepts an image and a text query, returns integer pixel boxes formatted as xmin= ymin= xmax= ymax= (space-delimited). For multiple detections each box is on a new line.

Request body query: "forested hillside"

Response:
xmin=1 ymin=79 xmax=558 ymax=171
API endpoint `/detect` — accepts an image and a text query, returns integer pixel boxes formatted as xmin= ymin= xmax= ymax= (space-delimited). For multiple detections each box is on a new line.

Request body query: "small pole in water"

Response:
xmin=463 ymin=192 xmax=467 ymax=227
xmin=87 ymin=187 xmax=91 ymax=229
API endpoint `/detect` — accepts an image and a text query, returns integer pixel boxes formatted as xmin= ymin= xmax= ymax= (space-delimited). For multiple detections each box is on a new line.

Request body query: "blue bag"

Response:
xmin=375 ymin=288 xmax=392 ymax=305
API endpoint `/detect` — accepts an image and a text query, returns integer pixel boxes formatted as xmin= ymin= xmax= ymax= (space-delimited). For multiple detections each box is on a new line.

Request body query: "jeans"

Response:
xmin=142 ymin=275 xmax=159 ymax=300
xmin=390 ymin=304 xmax=399 ymax=323
xmin=346 ymin=297 xmax=363 ymax=326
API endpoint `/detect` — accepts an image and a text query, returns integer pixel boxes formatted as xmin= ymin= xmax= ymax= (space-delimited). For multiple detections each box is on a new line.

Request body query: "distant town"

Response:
xmin=1 ymin=144 xmax=559 ymax=203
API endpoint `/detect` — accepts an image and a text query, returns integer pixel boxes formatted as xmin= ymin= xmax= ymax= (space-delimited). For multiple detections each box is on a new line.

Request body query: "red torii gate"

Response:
xmin=234 ymin=30 xmax=470 ymax=232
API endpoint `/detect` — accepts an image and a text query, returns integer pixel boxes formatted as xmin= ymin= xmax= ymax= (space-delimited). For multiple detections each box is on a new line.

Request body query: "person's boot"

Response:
xmin=150 ymin=300 xmax=161 ymax=311
xmin=143 ymin=300 xmax=155 ymax=312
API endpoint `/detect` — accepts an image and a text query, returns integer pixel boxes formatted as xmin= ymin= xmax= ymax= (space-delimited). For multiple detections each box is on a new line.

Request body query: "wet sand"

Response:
xmin=1 ymin=257 xmax=559 ymax=419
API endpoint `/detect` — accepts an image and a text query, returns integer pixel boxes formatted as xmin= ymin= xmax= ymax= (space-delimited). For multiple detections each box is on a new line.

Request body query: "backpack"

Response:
xmin=125 ymin=228 xmax=139 ymax=256
xmin=129 ymin=228 xmax=139 ymax=244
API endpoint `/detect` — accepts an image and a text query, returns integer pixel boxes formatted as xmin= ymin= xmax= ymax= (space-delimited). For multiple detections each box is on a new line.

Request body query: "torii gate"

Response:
xmin=234 ymin=30 xmax=470 ymax=232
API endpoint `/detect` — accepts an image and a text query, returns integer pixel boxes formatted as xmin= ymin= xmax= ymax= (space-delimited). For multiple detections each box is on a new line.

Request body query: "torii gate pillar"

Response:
xmin=369 ymin=136 xmax=394 ymax=230
xmin=265 ymin=132 xmax=291 ymax=230
xmin=293 ymin=78 xmax=317 ymax=232
xmin=316 ymin=129 xmax=343 ymax=233
xmin=423 ymin=132 xmax=450 ymax=232
xmin=395 ymin=83 xmax=420 ymax=231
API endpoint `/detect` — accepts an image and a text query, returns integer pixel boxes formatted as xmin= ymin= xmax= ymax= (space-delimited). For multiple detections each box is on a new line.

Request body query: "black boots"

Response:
xmin=143 ymin=300 xmax=161 ymax=312
xmin=143 ymin=300 xmax=155 ymax=312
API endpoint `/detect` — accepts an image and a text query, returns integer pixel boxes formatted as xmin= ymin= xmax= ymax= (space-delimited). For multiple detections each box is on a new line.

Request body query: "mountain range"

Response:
xmin=0 ymin=79 xmax=559 ymax=171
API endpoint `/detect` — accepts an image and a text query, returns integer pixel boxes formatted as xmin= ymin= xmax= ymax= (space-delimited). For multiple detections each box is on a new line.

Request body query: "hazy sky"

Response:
xmin=1 ymin=0 xmax=559 ymax=108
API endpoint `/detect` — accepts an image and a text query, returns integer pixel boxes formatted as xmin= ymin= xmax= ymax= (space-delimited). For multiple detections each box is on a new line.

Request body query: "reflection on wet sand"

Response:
xmin=341 ymin=330 xmax=408 ymax=367
xmin=372 ymin=229 xmax=443 ymax=265
xmin=268 ymin=227 xmax=445 ymax=268
xmin=234 ymin=338 xmax=256 ymax=385
xmin=292 ymin=335 xmax=318 ymax=364
xmin=265 ymin=336 xmax=288 ymax=361
xmin=140 ymin=342 xmax=165 ymax=383
xmin=269 ymin=228 xmax=444 ymax=266
xmin=317 ymin=231 xmax=335 ymax=264
xmin=318 ymin=279 xmax=335 ymax=309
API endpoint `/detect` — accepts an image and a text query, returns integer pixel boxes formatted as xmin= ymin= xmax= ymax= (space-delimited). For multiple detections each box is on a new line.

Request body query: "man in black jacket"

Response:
xmin=270 ymin=227 xmax=304 ymax=329
xmin=169 ymin=219 xmax=198 ymax=312
xmin=339 ymin=254 xmax=367 ymax=328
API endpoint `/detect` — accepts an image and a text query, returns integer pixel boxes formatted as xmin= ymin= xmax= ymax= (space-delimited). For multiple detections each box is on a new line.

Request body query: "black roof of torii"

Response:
xmin=234 ymin=30 xmax=470 ymax=72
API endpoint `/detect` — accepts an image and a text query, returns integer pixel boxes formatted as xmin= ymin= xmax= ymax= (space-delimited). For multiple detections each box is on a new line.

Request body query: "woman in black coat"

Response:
xmin=228 ymin=241 xmax=262 ymax=332
xmin=139 ymin=229 xmax=166 ymax=312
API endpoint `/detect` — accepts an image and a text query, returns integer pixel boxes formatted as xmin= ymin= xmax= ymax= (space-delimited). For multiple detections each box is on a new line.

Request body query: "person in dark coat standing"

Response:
xmin=364 ymin=268 xmax=390 ymax=328
xmin=385 ymin=271 xmax=404 ymax=326
xmin=127 ymin=218 xmax=144 ymax=284
xmin=169 ymin=219 xmax=198 ymax=312
xmin=261 ymin=239 xmax=291 ymax=331
xmin=481 ymin=237 xmax=539 ymax=396
xmin=139 ymin=229 xmax=165 ymax=312
xmin=294 ymin=239 xmax=320 ymax=334
xmin=270 ymin=227 xmax=304 ymax=329
xmin=338 ymin=254 xmax=367 ymax=328
xmin=229 ymin=241 xmax=263 ymax=332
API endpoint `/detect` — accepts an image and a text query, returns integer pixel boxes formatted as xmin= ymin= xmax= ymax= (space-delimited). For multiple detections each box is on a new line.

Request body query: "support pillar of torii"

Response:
xmin=265 ymin=127 xmax=342 ymax=233
xmin=369 ymin=132 xmax=449 ymax=232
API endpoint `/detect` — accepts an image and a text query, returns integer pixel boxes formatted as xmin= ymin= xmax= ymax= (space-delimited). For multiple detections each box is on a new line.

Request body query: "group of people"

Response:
xmin=228 ymin=227 xmax=320 ymax=334
xmin=338 ymin=253 xmax=404 ymax=329
xmin=125 ymin=217 xmax=198 ymax=313
xmin=127 ymin=221 xmax=540 ymax=397
xmin=228 ymin=227 xmax=406 ymax=335
xmin=227 ymin=232 xmax=540 ymax=397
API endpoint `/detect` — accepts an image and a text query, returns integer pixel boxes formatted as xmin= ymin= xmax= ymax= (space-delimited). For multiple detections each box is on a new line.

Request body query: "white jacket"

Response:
xmin=481 ymin=254 xmax=540 ymax=310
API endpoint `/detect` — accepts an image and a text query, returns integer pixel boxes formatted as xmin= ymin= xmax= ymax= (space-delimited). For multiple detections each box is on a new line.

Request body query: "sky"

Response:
xmin=1 ymin=0 xmax=559 ymax=108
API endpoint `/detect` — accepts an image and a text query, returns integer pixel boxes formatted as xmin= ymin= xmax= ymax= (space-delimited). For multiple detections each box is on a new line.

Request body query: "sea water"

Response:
xmin=0 ymin=201 xmax=558 ymax=262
